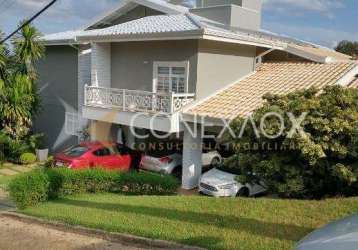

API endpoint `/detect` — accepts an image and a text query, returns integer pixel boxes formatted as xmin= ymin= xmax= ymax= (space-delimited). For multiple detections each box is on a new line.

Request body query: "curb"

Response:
xmin=0 ymin=211 xmax=206 ymax=250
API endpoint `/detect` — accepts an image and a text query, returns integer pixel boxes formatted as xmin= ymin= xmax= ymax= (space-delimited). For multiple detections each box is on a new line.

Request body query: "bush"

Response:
xmin=8 ymin=170 xmax=50 ymax=209
xmin=8 ymin=168 xmax=179 ymax=208
xmin=115 ymin=171 xmax=179 ymax=195
xmin=46 ymin=168 xmax=119 ymax=198
xmin=43 ymin=156 xmax=55 ymax=168
xmin=226 ymin=86 xmax=358 ymax=199
xmin=0 ymin=130 xmax=32 ymax=162
xmin=19 ymin=152 xmax=37 ymax=164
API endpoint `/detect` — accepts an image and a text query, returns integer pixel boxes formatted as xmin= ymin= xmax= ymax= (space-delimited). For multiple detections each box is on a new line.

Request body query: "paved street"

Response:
xmin=0 ymin=215 xmax=150 ymax=250
xmin=0 ymin=188 xmax=149 ymax=250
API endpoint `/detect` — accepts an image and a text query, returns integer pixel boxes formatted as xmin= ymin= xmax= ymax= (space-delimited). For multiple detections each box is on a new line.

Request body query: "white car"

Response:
xmin=140 ymin=150 xmax=222 ymax=177
xmin=199 ymin=167 xmax=266 ymax=197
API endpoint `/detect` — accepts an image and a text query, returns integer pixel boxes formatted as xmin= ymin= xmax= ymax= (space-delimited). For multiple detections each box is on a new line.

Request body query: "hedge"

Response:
xmin=8 ymin=170 xmax=50 ymax=209
xmin=8 ymin=168 xmax=179 ymax=209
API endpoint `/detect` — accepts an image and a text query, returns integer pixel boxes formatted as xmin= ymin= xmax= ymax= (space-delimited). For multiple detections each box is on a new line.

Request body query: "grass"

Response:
xmin=22 ymin=193 xmax=358 ymax=250
xmin=0 ymin=175 xmax=16 ymax=189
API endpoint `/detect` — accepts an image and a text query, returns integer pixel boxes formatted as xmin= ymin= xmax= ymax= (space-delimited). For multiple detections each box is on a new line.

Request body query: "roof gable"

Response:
xmin=85 ymin=0 xmax=188 ymax=30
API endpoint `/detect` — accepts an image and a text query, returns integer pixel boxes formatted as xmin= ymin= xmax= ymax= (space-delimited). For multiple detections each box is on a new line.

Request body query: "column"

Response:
xmin=182 ymin=123 xmax=202 ymax=190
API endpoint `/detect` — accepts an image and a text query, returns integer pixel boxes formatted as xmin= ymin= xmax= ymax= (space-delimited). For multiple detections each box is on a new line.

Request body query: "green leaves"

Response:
xmin=0 ymin=22 xmax=44 ymax=141
xmin=227 ymin=86 xmax=358 ymax=199
xmin=12 ymin=21 xmax=45 ymax=80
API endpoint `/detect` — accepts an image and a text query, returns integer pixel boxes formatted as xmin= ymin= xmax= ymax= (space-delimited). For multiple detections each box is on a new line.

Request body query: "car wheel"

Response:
xmin=210 ymin=157 xmax=221 ymax=168
xmin=237 ymin=187 xmax=250 ymax=197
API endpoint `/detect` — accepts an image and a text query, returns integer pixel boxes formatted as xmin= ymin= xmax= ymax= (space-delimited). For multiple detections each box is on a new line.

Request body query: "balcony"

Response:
xmin=84 ymin=85 xmax=195 ymax=114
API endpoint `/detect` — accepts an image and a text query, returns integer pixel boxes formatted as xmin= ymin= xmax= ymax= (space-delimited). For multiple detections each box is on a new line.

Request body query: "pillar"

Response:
xmin=182 ymin=123 xmax=202 ymax=189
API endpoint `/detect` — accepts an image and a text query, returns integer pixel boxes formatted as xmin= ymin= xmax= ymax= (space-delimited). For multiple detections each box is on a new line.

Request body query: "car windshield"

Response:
xmin=217 ymin=165 xmax=242 ymax=175
xmin=64 ymin=146 xmax=89 ymax=157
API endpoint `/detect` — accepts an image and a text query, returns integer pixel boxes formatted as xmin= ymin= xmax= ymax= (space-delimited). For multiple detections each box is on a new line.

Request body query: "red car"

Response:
xmin=54 ymin=142 xmax=142 ymax=171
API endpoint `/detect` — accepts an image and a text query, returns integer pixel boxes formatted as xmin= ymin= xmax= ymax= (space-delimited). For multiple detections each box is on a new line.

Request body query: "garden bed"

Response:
xmin=21 ymin=193 xmax=358 ymax=250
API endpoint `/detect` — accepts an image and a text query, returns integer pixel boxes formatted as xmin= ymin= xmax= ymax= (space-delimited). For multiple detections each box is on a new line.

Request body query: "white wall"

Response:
xmin=91 ymin=43 xmax=111 ymax=87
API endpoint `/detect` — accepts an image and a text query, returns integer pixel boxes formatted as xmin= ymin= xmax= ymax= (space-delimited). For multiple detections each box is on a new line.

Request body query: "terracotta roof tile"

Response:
xmin=187 ymin=62 xmax=357 ymax=120
xmin=348 ymin=77 xmax=358 ymax=89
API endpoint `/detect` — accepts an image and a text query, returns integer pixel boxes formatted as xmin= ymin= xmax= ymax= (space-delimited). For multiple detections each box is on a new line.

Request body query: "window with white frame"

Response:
xmin=153 ymin=62 xmax=189 ymax=94
xmin=65 ymin=112 xmax=80 ymax=136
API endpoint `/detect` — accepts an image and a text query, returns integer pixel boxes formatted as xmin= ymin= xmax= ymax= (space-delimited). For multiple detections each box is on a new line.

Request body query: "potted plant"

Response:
xmin=30 ymin=133 xmax=48 ymax=162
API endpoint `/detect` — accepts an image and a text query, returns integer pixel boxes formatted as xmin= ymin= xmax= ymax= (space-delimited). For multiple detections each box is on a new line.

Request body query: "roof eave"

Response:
xmin=336 ymin=63 xmax=358 ymax=86
xmin=286 ymin=44 xmax=328 ymax=63
xmin=76 ymin=30 xmax=205 ymax=43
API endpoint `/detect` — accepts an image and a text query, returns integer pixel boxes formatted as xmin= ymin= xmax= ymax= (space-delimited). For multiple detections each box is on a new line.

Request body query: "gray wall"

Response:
xmin=195 ymin=0 xmax=262 ymax=12
xmin=111 ymin=40 xmax=198 ymax=93
xmin=196 ymin=40 xmax=256 ymax=100
xmin=190 ymin=4 xmax=261 ymax=30
xmin=111 ymin=39 xmax=256 ymax=100
xmin=34 ymin=45 xmax=79 ymax=152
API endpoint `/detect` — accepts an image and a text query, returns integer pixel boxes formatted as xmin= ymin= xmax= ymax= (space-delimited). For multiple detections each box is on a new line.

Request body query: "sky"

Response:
xmin=0 ymin=0 xmax=357 ymax=48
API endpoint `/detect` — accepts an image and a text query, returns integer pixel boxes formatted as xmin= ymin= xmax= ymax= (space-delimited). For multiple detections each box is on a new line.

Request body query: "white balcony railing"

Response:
xmin=84 ymin=85 xmax=195 ymax=114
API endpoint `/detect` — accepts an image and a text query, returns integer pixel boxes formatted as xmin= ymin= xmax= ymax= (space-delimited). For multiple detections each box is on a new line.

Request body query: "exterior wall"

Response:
xmin=195 ymin=40 xmax=256 ymax=100
xmin=92 ymin=43 xmax=111 ymax=88
xmin=230 ymin=5 xmax=261 ymax=30
xmin=195 ymin=0 xmax=262 ymax=12
xmin=190 ymin=5 xmax=261 ymax=30
xmin=34 ymin=45 xmax=79 ymax=152
xmin=111 ymin=40 xmax=198 ymax=93
xmin=78 ymin=45 xmax=91 ymax=115
xmin=240 ymin=0 xmax=262 ymax=12
xmin=190 ymin=6 xmax=232 ymax=27
xmin=195 ymin=0 xmax=241 ymax=7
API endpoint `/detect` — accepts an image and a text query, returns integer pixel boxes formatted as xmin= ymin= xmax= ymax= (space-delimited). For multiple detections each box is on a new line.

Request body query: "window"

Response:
xmin=93 ymin=148 xmax=111 ymax=157
xmin=153 ymin=62 xmax=189 ymax=94
xmin=65 ymin=112 xmax=80 ymax=136
xmin=64 ymin=146 xmax=89 ymax=157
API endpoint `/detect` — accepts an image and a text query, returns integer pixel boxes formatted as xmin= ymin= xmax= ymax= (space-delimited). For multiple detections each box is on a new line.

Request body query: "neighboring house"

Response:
xmin=35 ymin=0 xmax=358 ymax=189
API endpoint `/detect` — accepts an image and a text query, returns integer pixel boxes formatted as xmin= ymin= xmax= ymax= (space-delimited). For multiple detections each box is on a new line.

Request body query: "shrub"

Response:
xmin=8 ymin=170 xmax=49 ymax=209
xmin=115 ymin=171 xmax=179 ymax=195
xmin=0 ymin=130 xmax=32 ymax=162
xmin=46 ymin=168 xmax=119 ymax=198
xmin=43 ymin=156 xmax=55 ymax=168
xmin=8 ymin=168 xmax=179 ymax=208
xmin=19 ymin=152 xmax=37 ymax=164
xmin=226 ymin=86 xmax=358 ymax=199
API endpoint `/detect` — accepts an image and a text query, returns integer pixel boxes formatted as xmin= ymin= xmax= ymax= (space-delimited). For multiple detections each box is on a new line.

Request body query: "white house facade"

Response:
xmin=36 ymin=0 xmax=358 ymax=189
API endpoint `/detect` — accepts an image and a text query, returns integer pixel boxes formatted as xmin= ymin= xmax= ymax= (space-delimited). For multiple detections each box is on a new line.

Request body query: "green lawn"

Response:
xmin=0 ymin=175 xmax=16 ymax=189
xmin=22 ymin=194 xmax=358 ymax=250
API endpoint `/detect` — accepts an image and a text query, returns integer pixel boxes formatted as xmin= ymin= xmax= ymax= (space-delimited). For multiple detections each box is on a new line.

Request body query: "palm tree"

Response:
xmin=0 ymin=22 xmax=45 ymax=139
xmin=12 ymin=21 xmax=45 ymax=80
xmin=0 ymin=31 xmax=7 ymax=81
xmin=0 ymin=73 xmax=34 ymax=138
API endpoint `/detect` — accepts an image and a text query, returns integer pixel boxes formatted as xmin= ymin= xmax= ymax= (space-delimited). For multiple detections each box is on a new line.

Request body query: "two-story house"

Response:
xmin=36 ymin=0 xmax=358 ymax=189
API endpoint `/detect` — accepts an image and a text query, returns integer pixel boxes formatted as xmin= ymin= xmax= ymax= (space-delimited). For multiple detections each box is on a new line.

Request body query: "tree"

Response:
xmin=335 ymin=40 xmax=358 ymax=59
xmin=225 ymin=86 xmax=358 ymax=199
xmin=12 ymin=21 xmax=45 ymax=80
xmin=0 ymin=22 xmax=44 ymax=140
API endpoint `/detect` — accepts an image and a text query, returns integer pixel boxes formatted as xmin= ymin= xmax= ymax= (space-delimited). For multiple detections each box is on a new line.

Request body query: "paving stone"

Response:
xmin=9 ymin=166 xmax=33 ymax=173
xmin=0 ymin=169 xmax=18 ymax=176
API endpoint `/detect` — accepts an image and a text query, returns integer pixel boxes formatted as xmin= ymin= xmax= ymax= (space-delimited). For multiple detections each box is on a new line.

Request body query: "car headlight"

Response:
xmin=218 ymin=183 xmax=236 ymax=190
